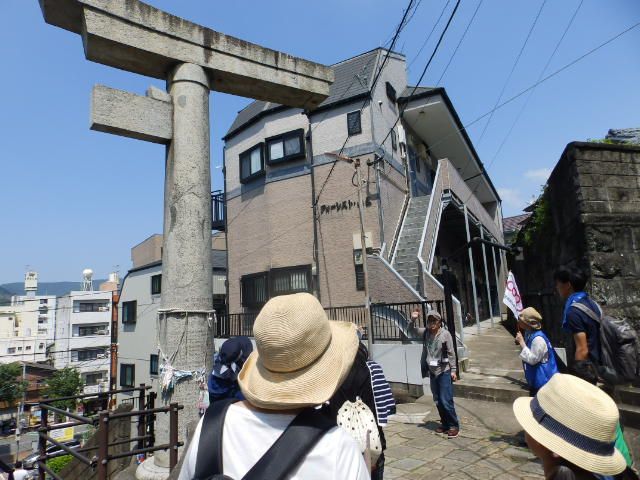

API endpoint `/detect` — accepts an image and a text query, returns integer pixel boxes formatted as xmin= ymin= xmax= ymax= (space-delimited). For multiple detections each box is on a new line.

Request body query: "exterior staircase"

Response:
xmin=392 ymin=195 xmax=431 ymax=291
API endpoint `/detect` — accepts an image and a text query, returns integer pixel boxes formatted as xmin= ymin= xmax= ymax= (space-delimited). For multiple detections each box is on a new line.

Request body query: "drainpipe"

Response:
xmin=222 ymin=144 xmax=230 ymax=316
xmin=305 ymin=115 xmax=321 ymax=302
xmin=109 ymin=288 xmax=120 ymax=407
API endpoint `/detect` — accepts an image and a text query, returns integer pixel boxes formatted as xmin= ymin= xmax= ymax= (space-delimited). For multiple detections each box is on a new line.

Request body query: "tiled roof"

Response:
xmin=503 ymin=213 xmax=532 ymax=233
xmin=224 ymin=49 xmax=384 ymax=139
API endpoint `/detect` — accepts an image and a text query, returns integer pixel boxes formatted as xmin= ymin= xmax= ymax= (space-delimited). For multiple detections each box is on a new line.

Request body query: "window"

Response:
xmin=74 ymin=302 xmax=109 ymax=313
xmin=150 ymin=354 xmax=159 ymax=376
xmin=39 ymin=343 xmax=44 ymax=350
xmin=151 ymin=274 xmax=162 ymax=295
xmin=266 ymin=129 xmax=305 ymax=165
xmin=391 ymin=129 xmax=397 ymax=151
xmin=355 ymin=265 xmax=365 ymax=291
xmin=26 ymin=346 xmax=31 ymax=351
xmin=347 ymin=111 xmax=362 ymax=136
xmin=122 ymin=301 xmax=137 ymax=324
xmin=415 ymin=156 xmax=421 ymax=173
xmin=386 ymin=82 xmax=397 ymax=103
xmin=17 ymin=347 xmax=22 ymax=352
xmin=76 ymin=349 xmax=106 ymax=361
xmin=7 ymin=347 xmax=15 ymax=354
xmin=40 ymin=299 xmax=48 ymax=305
xmin=120 ymin=364 xmax=135 ymax=388
xmin=239 ymin=144 xmax=265 ymax=183
xmin=241 ymin=273 xmax=268 ymax=309
xmin=270 ymin=266 xmax=311 ymax=296
xmin=79 ymin=325 xmax=108 ymax=337
xmin=85 ymin=373 xmax=103 ymax=386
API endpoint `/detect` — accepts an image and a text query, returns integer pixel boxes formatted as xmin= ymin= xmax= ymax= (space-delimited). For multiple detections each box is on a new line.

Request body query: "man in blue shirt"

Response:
xmin=553 ymin=266 xmax=601 ymax=384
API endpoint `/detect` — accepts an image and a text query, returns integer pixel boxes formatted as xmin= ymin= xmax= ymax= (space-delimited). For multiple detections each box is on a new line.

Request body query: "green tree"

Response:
xmin=0 ymin=363 xmax=25 ymax=406
xmin=44 ymin=367 xmax=82 ymax=411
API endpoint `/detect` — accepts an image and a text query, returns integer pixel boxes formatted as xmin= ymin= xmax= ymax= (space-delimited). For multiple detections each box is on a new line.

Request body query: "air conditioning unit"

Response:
xmin=98 ymin=306 xmax=110 ymax=312
xmin=96 ymin=330 xmax=108 ymax=335
xmin=96 ymin=353 xmax=106 ymax=359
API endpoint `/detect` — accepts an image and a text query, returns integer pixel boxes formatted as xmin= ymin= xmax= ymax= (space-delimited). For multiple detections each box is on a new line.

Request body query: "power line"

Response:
xmin=449 ymin=16 xmax=640 ymax=203
xmin=436 ymin=0 xmax=484 ymax=86
xmin=489 ymin=0 xmax=583 ymax=164
xmin=407 ymin=0 xmax=452 ymax=69
xmin=476 ymin=0 xmax=548 ymax=144
xmin=377 ymin=0 xmax=462 ymax=154
xmin=313 ymin=0 xmax=417 ymax=208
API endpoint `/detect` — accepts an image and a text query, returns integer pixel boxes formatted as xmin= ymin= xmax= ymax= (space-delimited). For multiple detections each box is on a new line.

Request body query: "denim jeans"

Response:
xmin=429 ymin=370 xmax=459 ymax=429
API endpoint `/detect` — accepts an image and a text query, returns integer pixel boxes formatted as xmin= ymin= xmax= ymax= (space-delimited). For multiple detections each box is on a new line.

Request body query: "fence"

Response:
xmin=218 ymin=300 xmax=445 ymax=342
xmin=37 ymin=385 xmax=180 ymax=480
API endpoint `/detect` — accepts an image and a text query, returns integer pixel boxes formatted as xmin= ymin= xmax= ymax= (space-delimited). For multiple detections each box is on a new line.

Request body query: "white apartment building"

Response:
xmin=0 ymin=272 xmax=57 ymax=363
xmin=54 ymin=291 xmax=112 ymax=394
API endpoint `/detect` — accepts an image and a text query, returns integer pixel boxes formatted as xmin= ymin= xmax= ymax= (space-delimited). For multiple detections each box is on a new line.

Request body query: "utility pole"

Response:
xmin=15 ymin=361 xmax=27 ymax=462
xmin=327 ymin=153 xmax=374 ymax=357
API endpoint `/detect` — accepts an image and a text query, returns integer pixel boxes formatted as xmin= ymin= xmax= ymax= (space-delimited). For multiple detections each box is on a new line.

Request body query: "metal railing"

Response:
xmin=211 ymin=191 xmax=225 ymax=231
xmin=218 ymin=300 xmax=445 ymax=342
xmin=37 ymin=385 xmax=179 ymax=480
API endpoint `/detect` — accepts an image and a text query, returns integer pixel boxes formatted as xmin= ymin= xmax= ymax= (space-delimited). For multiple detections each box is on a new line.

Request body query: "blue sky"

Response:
xmin=1 ymin=0 xmax=639 ymax=283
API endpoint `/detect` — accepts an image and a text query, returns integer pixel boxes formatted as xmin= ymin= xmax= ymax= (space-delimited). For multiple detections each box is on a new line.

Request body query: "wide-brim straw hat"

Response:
xmin=513 ymin=374 xmax=626 ymax=475
xmin=238 ymin=293 xmax=359 ymax=410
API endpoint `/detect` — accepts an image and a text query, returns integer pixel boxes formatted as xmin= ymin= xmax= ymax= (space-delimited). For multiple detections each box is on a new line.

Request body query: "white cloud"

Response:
xmin=524 ymin=167 xmax=552 ymax=182
xmin=498 ymin=187 xmax=526 ymax=213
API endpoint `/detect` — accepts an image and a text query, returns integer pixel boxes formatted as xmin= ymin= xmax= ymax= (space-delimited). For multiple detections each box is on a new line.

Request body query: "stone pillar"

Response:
xmin=158 ymin=63 xmax=213 ymax=445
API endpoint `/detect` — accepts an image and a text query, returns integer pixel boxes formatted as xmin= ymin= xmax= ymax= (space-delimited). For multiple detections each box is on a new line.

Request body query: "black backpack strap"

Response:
xmin=242 ymin=408 xmax=335 ymax=480
xmin=194 ymin=398 xmax=239 ymax=480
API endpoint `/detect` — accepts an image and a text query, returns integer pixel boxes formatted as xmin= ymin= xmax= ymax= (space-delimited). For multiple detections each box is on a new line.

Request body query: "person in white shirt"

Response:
xmin=12 ymin=461 xmax=28 ymax=480
xmin=178 ymin=293 xmax=369 ymax=480
xmin=514 ymin=307 xmax=559 ymax=395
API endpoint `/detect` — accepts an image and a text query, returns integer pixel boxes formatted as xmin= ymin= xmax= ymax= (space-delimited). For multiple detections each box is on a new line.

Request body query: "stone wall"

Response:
xmin=511 ymin=142 xmax=640 ymax=350
xmin=59 ymin=404 xmax=133 ymax=480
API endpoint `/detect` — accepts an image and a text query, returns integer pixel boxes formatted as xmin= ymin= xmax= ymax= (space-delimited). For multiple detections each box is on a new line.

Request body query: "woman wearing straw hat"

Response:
xmin=178 ymin=293 xmax=369 ymax=480
xmin=514 ymin=307 xmax=559 ymax=395
xmin=513 ymin=373 xmax=630 ymax=479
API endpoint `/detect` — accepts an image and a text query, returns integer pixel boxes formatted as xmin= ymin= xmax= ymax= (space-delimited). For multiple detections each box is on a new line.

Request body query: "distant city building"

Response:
xmin=117 ymin=233 xmax=227 ymax=403
xmin=0 ymin=273 xmax=56 ymax=363
xmin=53 ymin=290 xmax=113 ymax=396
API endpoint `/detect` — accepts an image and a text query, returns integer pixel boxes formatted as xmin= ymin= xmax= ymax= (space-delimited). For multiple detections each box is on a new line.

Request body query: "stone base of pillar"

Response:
xmin=135 ymin=453 xmax=170 ymax=480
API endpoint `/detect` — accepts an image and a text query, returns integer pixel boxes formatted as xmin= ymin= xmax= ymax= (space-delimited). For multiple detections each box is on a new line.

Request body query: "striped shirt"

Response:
xmin=366 ymin=361 xmax=396 ymax=426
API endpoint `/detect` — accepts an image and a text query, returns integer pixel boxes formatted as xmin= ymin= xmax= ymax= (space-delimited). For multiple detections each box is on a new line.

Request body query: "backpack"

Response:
xmin=192 ymin=399 xmax=335 ymax=480
xmin=336 ymin=397 xmax=382 ymax=462
xmin=572 ymin=303 xmax=640 ymax=384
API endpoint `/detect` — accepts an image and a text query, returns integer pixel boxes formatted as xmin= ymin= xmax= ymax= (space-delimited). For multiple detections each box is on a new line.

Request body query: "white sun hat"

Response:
xmin=513 ymin=373 xmax=626 ymax=476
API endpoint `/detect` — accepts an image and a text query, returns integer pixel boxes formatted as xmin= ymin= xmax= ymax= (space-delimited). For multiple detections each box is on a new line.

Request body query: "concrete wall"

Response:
xmin=117 ymin=264 xmax=162 ymax=404
xmin=131 ymin=234 xmax=163 ymax=268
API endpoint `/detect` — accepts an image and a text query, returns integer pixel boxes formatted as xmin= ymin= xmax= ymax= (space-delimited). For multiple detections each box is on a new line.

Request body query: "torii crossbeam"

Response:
xmin=38 ymin=0 xmax=333 ymax=474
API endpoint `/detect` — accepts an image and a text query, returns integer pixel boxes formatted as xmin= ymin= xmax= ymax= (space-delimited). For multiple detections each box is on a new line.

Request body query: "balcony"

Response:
xmin=212 ymin=190 xmax=225 ymax=231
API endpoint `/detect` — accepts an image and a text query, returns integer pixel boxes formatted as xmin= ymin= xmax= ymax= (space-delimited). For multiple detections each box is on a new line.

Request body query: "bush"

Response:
xmin=46 ymin=455 xmax=73 ymax=474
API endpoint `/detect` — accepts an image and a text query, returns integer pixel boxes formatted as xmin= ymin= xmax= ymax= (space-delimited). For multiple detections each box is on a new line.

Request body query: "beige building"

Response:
xmin=223 ymin=49 xmax=505 ymax=325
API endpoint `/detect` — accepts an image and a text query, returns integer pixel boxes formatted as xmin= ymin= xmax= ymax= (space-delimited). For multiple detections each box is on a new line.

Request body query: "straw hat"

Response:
xmin=238 ymin=293 xmax=359 ymax=410
xmin=518 ymin=307 xmax=542 ymax=330
xmin=513 ymin=374 xmax=626 ymax=475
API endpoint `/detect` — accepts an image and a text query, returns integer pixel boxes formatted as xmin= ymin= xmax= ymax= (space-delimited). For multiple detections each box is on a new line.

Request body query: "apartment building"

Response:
xmin=223 ymin=48 xmax=505 ymax=325
xmin=53 ymin=290 xmax=112 ymax=394
xmin=117 ymin=233 xmax=227 ymax=403
xmin=0 ymin=272 xmax=57 ymax=363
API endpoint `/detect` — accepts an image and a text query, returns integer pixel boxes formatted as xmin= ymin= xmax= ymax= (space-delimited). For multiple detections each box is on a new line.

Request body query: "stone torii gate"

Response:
xmin=38 ymin=0 xmax=332 ymax=469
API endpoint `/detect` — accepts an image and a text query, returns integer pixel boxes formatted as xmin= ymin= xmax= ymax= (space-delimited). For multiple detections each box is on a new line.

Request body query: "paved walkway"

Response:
xmin=383 ymin=398 xmax=545 ymax=480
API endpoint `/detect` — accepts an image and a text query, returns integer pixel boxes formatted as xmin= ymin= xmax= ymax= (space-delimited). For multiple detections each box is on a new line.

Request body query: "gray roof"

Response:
xmin=224 ymin=49 xmax=385 ymax=140
xmin=399 ymin=86 xmax=435 ymax=100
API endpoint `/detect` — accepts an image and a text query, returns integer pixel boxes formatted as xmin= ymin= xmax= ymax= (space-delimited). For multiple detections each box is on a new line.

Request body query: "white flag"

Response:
xmin=503 ymin=271 xmax=524 ymax=319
